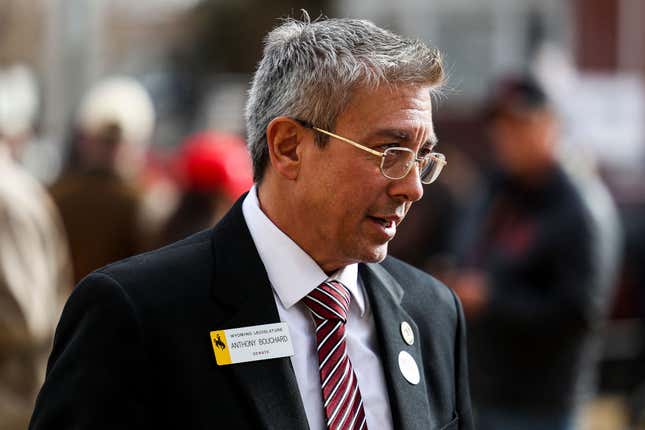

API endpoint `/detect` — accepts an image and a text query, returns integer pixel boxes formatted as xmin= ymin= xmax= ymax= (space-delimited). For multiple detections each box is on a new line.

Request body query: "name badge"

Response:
xmin=210 ymin=322 xmax=294 ymax=366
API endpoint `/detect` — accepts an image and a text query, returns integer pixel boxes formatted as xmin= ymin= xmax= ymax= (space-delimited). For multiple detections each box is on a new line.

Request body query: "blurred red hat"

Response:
xmin=175 ymin=131 xmax=253 ymax=200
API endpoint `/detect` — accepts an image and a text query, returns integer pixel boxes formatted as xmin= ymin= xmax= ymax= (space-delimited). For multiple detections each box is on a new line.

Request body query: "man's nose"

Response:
xmin=388 ymin=163 xmax=424 ymax=203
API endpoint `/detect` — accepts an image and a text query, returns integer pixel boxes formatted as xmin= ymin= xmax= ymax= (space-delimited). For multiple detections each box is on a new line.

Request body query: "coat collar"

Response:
xmin=208 ymin=196 xmax=310 ymax=430
xmin=361 ymin=263 xmax=434 ymax=430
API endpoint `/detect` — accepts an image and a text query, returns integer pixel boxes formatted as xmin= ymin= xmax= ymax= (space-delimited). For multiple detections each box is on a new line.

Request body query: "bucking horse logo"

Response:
xmin=215 ymin=334 xmax=226 ymax=351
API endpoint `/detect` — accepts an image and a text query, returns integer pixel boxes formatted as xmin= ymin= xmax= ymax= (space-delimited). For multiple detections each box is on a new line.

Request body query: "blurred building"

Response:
xmin=1 ymin=0 xmax=643 ymax=164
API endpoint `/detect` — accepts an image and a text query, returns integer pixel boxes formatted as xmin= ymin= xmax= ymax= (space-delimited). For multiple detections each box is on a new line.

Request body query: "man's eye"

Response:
xmin=417 ymin=147 xmax=433 ymax=158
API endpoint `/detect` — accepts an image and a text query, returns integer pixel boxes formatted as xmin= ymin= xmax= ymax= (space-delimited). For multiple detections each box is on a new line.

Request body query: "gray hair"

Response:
xmin=245 ymin=15 xmax=445 ymax=182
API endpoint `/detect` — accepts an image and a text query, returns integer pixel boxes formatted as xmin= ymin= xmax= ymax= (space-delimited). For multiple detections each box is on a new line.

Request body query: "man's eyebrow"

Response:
xmin=367 ymin=128 xmax=438 ymax=150
xmin=368 ymin=128 xmax=435 ymax=141
xmin=367 ymin=129 xmax=411 ymax=141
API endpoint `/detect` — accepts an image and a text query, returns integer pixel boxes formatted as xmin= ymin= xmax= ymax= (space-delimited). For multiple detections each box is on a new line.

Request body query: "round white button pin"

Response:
xmin=398 ymin=351 xmax=420 ymax=385
xmin=400 ymin=321 xmax=414 ymax=345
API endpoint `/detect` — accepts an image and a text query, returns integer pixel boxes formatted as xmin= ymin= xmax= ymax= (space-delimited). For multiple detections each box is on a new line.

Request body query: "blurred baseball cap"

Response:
xmin=485 ymin=75 xmax=550 ymax=119
xmin=175 ymin=131 xmax=253 ymax=201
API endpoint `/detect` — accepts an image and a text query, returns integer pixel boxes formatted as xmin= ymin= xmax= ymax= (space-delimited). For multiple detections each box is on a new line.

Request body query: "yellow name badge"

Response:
xmin=210 ymin=322 xmax=294 ymax=366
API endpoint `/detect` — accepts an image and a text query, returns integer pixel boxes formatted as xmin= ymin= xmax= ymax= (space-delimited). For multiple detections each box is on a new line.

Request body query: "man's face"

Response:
xmin=293 ymin=84 xmax=436 ymax=273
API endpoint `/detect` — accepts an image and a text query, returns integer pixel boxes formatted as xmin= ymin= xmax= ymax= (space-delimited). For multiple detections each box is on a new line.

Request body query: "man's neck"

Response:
xmin=256 ymin=179 xmax=348 ymax=276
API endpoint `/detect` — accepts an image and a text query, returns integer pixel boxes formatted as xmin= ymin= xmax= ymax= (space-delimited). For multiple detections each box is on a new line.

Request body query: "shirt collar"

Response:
xmin=241 ymin=185 xmax=365 ymax=316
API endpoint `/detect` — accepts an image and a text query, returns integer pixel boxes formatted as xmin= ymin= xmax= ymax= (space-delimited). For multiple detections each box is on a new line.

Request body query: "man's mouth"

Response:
xmin=368 ymin=216 xmax=394 ymax=228
xmin=367 ymin=214 xmax=403 ymax=229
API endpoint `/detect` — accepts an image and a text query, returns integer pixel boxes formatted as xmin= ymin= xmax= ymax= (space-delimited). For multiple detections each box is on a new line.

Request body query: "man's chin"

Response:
xmin=359 ymin=243 xmax=389 ymax=264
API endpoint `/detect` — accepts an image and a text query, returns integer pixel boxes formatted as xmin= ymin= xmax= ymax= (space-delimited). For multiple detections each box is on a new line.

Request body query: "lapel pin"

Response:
xmin=398 ymin=351 xmax=420 ymax=385
xmin=400 ymin=321 xmax=414 ymax=345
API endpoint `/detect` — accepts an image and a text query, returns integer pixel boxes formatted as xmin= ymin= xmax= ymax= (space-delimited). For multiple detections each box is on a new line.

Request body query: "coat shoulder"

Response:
xmin=102 ymin=229 xmax=211 ymax=276
xmin=379 ymin=255 xmax=460 ymax=315
xmin=75 ymin=229 xmax=215 ymax=309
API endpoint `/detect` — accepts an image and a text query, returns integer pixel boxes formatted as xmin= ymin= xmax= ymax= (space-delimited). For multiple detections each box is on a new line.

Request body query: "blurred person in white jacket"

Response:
xmin=0 ymin=64 xmax=71 ymax=430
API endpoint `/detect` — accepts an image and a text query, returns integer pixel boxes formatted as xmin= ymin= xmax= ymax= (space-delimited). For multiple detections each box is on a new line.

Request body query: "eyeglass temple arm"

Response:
xmin=317 ymin=127 xmax=448 ymax=166
xmin=312 ymin=127 xmax=384 ymax=157
xmin=298 ymin=119 xmax=447 ymax=166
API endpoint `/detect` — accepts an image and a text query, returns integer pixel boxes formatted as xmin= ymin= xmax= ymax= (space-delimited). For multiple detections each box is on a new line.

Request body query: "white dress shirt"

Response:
xmin=242 ymin=185 xmax=394 ymax=430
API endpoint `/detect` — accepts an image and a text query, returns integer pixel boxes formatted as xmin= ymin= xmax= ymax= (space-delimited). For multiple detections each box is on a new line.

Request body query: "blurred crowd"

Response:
xmin=0 ymin=65 xmax=253 ymax=429
xmin=390 ymin=75 xmax=644 ymax=430
xmin=0 ymin=58 xmax=644 ymax=430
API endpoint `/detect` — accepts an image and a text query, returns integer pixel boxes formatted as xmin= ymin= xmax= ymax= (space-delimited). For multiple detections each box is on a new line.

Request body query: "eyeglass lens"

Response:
xmin=420 ymin=156 xmax=443 ymax=184
xmin=381 ymin=148 xmax=444 ymax=184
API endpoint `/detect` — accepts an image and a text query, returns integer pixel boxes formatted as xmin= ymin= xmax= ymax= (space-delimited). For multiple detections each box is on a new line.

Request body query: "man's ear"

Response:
xmin=266 ymin=117 xmax=306 ymax=180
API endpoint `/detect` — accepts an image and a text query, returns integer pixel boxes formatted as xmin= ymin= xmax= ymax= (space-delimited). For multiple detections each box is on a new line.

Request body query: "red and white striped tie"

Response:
xmin=302 ymin=280 xmax=368 ymax=430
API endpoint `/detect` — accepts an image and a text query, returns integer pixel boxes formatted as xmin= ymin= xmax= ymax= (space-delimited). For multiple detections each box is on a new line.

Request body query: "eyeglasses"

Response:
xmin=301 ymin=122 xmax=447 ymax=184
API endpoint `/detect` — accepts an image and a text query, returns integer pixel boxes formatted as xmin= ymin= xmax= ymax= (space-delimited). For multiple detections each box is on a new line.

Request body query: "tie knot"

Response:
xmin=302 ymin=280 xmax=351 ymax=322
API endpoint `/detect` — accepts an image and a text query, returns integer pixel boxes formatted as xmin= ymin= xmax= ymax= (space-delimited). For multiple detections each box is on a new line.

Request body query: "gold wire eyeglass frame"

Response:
xmin=306 ymin=124 xmax=447 ymax=184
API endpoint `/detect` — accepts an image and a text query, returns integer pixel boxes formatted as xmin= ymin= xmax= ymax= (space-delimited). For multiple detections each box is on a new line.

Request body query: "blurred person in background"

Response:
xmin=452 ymin=75 xmax=622 ymax=430
xmin=0 ymin=64 xmax=71 ymax=430
xmin=157 ymin=130 xmax=253 ymax=246
xmin=50 ymin=76 xmax=155 ymax=284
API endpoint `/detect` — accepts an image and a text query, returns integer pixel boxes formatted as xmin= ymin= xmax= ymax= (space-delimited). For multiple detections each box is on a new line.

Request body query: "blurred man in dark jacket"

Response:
xmin=50 ymin=77 xmax=155 ymax=283
xmin=453 ymin=76 xmax=622 ymax=430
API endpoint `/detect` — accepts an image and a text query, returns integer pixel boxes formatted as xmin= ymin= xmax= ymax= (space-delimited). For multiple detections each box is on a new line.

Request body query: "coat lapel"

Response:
xmin=360 ymin=263 xmax=433 ymax=430
xmin=208 ymin=198 xmax=309 ymax=430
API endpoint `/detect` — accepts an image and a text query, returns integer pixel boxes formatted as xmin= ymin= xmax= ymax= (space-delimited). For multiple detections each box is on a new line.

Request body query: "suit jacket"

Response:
xmin=29 ymin=198 xmax=473 ymax=430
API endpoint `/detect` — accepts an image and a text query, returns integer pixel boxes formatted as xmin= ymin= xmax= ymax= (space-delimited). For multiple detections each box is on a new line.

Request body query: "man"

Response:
xmin=30 ymin=16 xmax=472 ymax=430
xmin=0 ymin=64 xmax=71 ymax=430
xmin=453 ymin=76 xmax=621 ymax=430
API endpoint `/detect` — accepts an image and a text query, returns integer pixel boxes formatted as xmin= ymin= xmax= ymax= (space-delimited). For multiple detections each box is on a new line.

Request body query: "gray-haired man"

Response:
xmin=30 ymin=16 xmax=472 ymax=430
